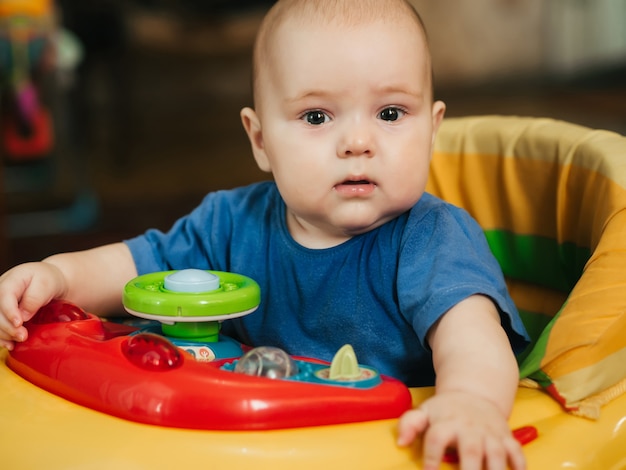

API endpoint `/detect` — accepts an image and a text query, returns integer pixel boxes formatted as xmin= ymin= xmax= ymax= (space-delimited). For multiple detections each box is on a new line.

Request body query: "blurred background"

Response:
xmin=1 ymin=0 xmax=625 ymax=272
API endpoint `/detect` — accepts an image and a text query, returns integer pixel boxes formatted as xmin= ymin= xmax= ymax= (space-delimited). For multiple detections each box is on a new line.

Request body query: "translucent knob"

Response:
xmin=164 ymin=269 xmax=220 ymax=293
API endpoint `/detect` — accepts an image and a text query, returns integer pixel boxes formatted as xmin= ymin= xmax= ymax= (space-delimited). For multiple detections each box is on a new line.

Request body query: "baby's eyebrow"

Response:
xmin=284 ymin=89 xmax=334 ymax=104
xmin=376 ymin=85 xmax=424 ymax=100
xmin=283 ymin=85 xmax=426 ymax=108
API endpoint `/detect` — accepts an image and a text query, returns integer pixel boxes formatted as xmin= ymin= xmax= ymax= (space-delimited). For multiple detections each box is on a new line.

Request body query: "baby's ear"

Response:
xmin=240 ymin=107 xmax=271 ymax=172
xmin=430 ymin=100 xmax=446 ymax=146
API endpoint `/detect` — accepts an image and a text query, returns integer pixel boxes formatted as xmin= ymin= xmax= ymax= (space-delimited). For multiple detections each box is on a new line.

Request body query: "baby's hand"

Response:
xmin=0 ymin=262 xmax=67 ymax=350
xmin=397 ymin=391 xmax=526 ymax=470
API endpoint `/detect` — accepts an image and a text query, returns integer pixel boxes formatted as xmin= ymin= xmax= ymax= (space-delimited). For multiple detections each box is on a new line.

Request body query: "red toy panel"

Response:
xmin=7 ymin=300 xmax=413 ymax=430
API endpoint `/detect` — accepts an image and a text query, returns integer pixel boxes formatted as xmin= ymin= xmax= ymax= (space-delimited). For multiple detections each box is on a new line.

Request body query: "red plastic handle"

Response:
xmin=512 ymin=425 xmax=539 ymax=445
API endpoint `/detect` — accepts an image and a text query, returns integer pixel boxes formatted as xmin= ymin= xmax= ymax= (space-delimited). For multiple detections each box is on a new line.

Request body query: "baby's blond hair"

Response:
xmin=251 ymin=0 xmax=432 ymax=108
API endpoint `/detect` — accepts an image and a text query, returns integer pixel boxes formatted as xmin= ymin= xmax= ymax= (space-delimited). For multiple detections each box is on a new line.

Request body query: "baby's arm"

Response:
xmin=0 ymin=243 xmax=137 ymax=350
xmin=397 ymin=295 xmax=526 ymax=470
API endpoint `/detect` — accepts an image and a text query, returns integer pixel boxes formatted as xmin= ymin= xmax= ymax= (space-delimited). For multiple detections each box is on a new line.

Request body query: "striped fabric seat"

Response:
xmin=428 ymin=115 xmax=626 ymax=418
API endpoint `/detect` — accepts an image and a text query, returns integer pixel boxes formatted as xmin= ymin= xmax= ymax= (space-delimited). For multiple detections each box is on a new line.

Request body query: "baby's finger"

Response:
xmin=454 ymin=432 xmax=484 ymax=470
xmin=0 ymin=308 xmax=19 ymax=335
xmin=483 ymin=436 xmax=508 ymax=470
xmin=0 ymin=263 xmax=59 ymax=324
xmin=0 ymin=294 xmax=24 ymax=329
xmin=422 ymin=425 xmax=457 ymax=470
xmin=12 ymin=325 xmax=28 ymax=342
xmin=0 ymin=312 xmax=27 ymax=343
xmin=503 ymin=435 xmax=526 ymax=470
xmin=16 ymin=284 xmax=54 ymax=323
xmin=396 ymin=407 xmax=429 ymax=446
xmin=0 ymin=337 xmax=15 ymax=351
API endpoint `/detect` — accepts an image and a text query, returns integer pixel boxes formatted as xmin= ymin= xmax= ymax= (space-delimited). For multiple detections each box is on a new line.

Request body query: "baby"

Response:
xmin=0 ymin=1 xmax=528 ymax=468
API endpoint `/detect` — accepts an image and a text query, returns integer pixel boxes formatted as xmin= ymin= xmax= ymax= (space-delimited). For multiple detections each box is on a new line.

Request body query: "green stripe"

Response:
xmin=484 ymin=230 xmax=590 ymax=292
xmin=516 ymin=308 xmax=561 ymax=379
xmin=483 ymin=230 xmax=585 ymax=380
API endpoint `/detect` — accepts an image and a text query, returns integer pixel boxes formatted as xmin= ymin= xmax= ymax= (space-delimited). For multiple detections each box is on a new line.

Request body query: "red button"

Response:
xmin=31 ymin=300 xmax=90 ymax=324
xmin=122 ymin=333 xmax=183 ymax=371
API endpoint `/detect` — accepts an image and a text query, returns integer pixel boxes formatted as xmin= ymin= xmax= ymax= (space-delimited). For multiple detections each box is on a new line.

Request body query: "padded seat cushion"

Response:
xmin=428 ymin=116 xmax=626 ymax=418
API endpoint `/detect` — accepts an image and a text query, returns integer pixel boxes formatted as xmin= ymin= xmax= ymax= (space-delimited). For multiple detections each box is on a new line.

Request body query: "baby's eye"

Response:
xmin=378 ymin=107 xmax=405 ymax=122
xmin=302 ymin=110 xmax=330 ymax=125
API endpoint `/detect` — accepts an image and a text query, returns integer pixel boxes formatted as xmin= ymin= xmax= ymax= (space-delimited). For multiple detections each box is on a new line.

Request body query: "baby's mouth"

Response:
xmin=334 ymin=178 xmax=377 ymax=195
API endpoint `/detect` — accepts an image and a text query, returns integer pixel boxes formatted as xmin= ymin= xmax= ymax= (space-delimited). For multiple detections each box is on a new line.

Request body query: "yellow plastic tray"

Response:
xmin=2 ymin=348 xmax=625 ymax=469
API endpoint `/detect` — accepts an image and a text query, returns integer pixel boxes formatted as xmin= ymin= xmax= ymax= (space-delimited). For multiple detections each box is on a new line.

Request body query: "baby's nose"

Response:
xmin=337 ymin=120 xmax=375 ymax=157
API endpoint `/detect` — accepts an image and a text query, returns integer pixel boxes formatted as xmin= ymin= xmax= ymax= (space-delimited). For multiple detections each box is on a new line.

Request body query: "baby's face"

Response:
xmin=248 ymin=14 xmax=445 ymax=248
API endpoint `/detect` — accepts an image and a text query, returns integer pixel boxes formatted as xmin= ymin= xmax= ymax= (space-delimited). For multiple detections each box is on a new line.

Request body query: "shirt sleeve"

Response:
xmin=398 ymin=198 xmax=530 ymax=355
xmin=123 ymin=182 xmax=275 ymax=276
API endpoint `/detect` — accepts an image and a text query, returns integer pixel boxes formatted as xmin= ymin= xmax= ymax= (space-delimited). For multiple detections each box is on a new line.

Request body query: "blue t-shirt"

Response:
xmin=125 ymin=181 xmax=528 ymax=386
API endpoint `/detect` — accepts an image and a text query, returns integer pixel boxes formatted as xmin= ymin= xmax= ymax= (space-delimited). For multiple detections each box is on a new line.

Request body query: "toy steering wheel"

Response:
xmin=123 ymin=269 xmax=261 ymax=342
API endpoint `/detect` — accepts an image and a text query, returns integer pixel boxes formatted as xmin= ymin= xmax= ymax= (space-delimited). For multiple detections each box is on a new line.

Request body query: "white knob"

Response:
xmin=164 ymin=269 xmax=220 ymax=293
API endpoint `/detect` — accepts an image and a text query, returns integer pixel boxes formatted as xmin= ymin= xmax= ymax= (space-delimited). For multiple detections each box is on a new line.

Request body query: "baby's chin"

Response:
xmin=338 ymin=210 xmax=408 ymax=237
xmin=287 ymin=204 xmax=413 ymax=247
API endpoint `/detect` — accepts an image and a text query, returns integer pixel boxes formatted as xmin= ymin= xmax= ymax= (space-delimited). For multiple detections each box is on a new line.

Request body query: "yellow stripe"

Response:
xmin=434 ymin=116 xmax=626 ymax=187
xmin=427 ymin=152 xmax=626 ymax=250
xmin=543 ymin=251 xmax=626 ymax=372
xmin=506 ymin=279 xmax=567 ymax=318
xmin=551 ymin=347 xmax=626 ymax=405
